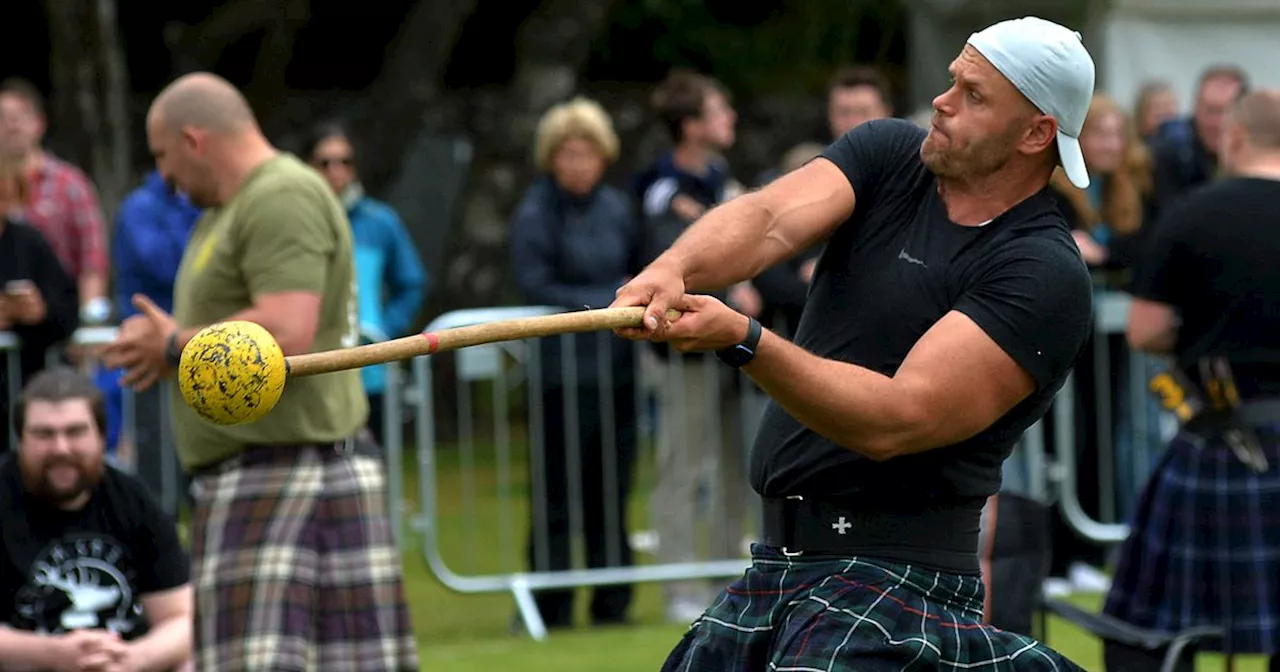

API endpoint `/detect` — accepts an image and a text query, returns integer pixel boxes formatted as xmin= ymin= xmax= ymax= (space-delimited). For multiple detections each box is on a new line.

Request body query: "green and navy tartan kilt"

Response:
xmin=662 ymin=544 xmax=1083 ymax=671
xmin=1102 ymin=428 xmax=1280 ymax=655
xmin=188 ymin=442 xmax=419 ymax=671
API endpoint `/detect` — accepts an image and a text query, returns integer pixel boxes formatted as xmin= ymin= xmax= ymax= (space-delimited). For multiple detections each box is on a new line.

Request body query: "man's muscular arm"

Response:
xmin=615 ymin=158 xmax=854 ymax=333
xmin=664 ymin=295 xmax=1035 ymax=461
xmin=659 ymin=234 xmax=1091 ymax=461
xmin=172 ymin=291 xmax=321 ymax=355
xmin=656 ymin=159 xmax=853 ymax=292
xmin=742 ymin=311 xmax=1034 ymax=460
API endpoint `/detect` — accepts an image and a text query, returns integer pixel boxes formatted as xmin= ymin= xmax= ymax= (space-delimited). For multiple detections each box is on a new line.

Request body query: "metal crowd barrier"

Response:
xmin=411 ymin=306 xmax=763 ymax=641
xmin=1050 ymin=288 xmax=1172 ymax=544
xmin=1003 ymin=287 xmax=1171 ymax=546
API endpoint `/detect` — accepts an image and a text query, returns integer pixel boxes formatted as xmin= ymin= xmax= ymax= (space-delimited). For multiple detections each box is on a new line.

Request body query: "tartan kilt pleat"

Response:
xmin=1102 ymin=429 xmax=1280 ymax=655
xmin=661 ymin=544 xmax=1084 ymax=671
xmin=188 ymin=444 xmax=419 ymax=671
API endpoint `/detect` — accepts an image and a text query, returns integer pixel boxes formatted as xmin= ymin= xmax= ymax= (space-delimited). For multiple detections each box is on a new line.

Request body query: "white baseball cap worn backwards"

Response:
xmin=967 ymin=16 xmax=1097 ymax=189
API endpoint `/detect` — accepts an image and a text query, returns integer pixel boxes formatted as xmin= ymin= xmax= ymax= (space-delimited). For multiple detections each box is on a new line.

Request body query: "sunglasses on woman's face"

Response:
xmin=315 ymin=156 xmax=354 ymax=169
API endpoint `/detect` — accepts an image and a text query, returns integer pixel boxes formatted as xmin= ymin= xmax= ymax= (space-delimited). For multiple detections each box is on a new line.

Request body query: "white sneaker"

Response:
xmin=666 ymin=599 xmax=707 ymax=624
xmin=1068 ymin=562 xmax=1112 ymax=593
xmin=630 ymin=530 xmax=659 ymax=553
xmin=1042 ymin=577 xmax=1073 ymax=598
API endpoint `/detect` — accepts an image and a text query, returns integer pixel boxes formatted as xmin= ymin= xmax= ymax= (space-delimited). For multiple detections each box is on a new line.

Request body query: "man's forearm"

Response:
xmin=0 ymin=626 xmax=53 ymax=670
xmin=80 ymin=272 xmax=107 ymax=302
xmin=174 ymin=305 xmax=304 ymax=353
xmin=742 ymin=328 xmax=919 ymax=461
xmin=127 ymin=617 xmax=191 ymax=672
xmin=658 ymin=193 xmax=794 ymax=291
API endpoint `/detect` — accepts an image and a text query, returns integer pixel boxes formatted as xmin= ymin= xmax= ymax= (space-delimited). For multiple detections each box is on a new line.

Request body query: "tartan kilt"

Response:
xmin=188 ymin=443 xmax=419 ymax=671
xmin=1102 ymin=429 xmax=1280 ymax=655
xmin=662 ymin=544 xmax=1084 ymax=671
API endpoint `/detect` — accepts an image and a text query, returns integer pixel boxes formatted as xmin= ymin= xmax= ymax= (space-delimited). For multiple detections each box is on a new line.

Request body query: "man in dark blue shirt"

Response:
xmin=98 ymin=170 xmax=201 ymax=511
xmin=631 ymin=69 xmax=762 ymax=623
xmin=613 ymin=16 xmax=1095 ymax=671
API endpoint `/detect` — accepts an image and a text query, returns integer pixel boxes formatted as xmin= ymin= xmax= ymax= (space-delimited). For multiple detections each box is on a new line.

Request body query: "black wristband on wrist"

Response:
xmin=164 ymin=331 xmax=181 ymax=367
xmin=715 ymin=316 xmax=762 ymax=369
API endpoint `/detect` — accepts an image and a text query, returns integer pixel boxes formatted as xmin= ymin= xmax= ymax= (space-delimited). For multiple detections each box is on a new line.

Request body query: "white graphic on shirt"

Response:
xmin=13 ymin=536 xmax=141 ymax=635
xmin=898 ymin=249 xmax=928 ymax=268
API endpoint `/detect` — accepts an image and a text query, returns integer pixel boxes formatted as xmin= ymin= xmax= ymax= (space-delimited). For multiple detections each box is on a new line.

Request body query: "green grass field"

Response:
xmin=388 ymin=438 xmax=1267 ymax=671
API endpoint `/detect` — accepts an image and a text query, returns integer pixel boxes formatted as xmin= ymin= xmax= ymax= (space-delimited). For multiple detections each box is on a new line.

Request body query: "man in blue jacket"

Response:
xmin=101 ymin=170 xmax=201 ymax=509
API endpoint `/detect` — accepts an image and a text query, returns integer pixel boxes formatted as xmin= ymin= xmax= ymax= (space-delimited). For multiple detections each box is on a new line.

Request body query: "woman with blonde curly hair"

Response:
xmin=1050 ymin=92 xmax=1155 ymax=275
xmin=508 ymin=96 xmax=642 ymax=629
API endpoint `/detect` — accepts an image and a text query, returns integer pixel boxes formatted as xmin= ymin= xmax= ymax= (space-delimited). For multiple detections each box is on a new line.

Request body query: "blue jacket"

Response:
xmin=100 ymin=172 xmax=201 ymax=452
xmin=346 ymin=188 xmax=428 ymax=394
xmin=509 ymin=175 xmax=640 ymax=388
xmin=112 ymin=171 xmax=202 ymax=318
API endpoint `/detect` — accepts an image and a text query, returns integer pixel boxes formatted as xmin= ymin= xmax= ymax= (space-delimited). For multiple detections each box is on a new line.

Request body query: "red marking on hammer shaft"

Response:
xmin=422 ymin=331 xmax=440 ymax=354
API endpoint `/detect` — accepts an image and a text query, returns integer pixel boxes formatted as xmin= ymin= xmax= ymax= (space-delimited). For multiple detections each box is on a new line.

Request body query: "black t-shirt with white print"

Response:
xmin=0 ymin=457 xmax=189 ymax=641
xmin=750 ymin=119 xmax=1093 ymax=571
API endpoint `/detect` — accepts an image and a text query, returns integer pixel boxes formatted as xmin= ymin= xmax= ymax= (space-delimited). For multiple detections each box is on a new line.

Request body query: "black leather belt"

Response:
xmin=760 ymin=495 xmax=982 ymax=573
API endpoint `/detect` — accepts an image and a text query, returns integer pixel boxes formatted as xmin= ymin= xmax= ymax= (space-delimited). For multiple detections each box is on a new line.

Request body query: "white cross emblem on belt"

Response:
xmin=832 ymin=516 xmax=852 ymax=535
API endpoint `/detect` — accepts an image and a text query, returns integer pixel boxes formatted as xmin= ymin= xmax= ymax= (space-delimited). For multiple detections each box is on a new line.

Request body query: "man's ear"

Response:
xmin=180 ymin=127 xmax=201 ymax=152
xmin=1020 ymin=115 xmax=1058 ymax=156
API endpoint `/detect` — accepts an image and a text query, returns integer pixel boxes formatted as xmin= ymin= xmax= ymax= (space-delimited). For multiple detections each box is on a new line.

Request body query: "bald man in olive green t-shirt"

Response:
xmin=102 ymin=72 xmax=418 ymax=671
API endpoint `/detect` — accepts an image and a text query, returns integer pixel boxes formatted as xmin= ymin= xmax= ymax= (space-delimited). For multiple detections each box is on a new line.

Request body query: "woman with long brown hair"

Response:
xmin=1050 ymin=92 xmax=1156 ymax=277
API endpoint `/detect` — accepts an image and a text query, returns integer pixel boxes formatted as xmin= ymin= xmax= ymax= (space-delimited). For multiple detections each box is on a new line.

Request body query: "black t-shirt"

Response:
xmin=750 ymin=119 xmax=1093 ymax=566
xmin=0 ymin=457 xmax=189 ymax=640
xmin=1131 ymin=177 xmax=1280 ymax=398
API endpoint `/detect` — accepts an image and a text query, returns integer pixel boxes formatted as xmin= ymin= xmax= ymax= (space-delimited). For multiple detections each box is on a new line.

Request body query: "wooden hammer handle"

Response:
xmin=285 ymin=306 xmax=678 ymax=377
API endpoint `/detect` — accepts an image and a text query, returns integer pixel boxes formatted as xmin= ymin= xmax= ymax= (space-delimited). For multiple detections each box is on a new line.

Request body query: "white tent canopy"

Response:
xmin=1101 ymin=0 xmax=1280 ymax=115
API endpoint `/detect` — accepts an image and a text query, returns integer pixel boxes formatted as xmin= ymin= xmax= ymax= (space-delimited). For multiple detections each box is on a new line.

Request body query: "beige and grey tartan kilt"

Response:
xmin=188 ymin=442 xmax=419 ymax=671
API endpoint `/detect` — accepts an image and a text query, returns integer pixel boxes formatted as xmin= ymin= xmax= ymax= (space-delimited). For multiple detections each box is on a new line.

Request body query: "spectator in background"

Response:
xmin=0 ymin=78 xmax=111 ymax=326
xmin=0 ymin=367 xmax=192 ymax=672
xmin=756 ymin=65 xmax=896 ymax=186
xmin=97 ymin=170 xmax=201 ymax=491
xmin=1050 ymin=92 xmax=1155 ymax=277
xmin=1103 ymin=88 xmax=1280 ymax=672
xmin=825 ymin=65 xmax=895 ymax=139
xmin=1149 ymin=64 xmax=1248 ymax=211
xmin=509 ymin=96 xmax=640 ymax=629
xmin=0 ymin=154 xmax=78 ymax=457
xmin=1133 ymin=80 xmax=1180 ymax=143
xmin=632 ymin=68 xmax=759 ymax=624
xmin=304 ymin=120 xmax=427 ymax=448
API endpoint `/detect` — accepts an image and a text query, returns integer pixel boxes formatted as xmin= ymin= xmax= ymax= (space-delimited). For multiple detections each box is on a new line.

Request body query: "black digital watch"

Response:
xmin=715 ymin=316 xmax=762 ymax=369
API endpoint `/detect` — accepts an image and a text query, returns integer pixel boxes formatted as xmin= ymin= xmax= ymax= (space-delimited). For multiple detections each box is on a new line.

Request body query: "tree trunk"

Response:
xmin=356 ymin=0 xmax=479 ymax=194
xmin=436 ymin=0 xmax=626 ymax=312
xmin=43 ymin=0 xmax=132 ymax=223
xmin=93 ymin=0 xmax=132 ymax=218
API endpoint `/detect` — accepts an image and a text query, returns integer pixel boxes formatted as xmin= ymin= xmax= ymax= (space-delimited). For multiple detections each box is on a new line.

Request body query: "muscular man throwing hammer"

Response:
xmin=612 ymin=17 xmax=1095 ymax=670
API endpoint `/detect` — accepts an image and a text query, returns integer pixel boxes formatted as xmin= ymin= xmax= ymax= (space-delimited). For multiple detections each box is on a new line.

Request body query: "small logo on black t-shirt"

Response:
xmin=12 ymin=534 xmax=142 ymax=636
xmin=898 ymin=249 xmax=928 ymax=268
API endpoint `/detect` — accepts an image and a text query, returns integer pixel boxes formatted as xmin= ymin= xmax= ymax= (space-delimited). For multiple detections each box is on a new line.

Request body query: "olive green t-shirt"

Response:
xmin=170 ymin=153 xmax=367 ymax=470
